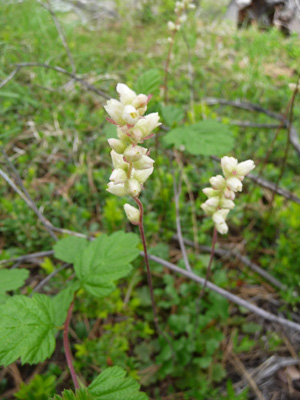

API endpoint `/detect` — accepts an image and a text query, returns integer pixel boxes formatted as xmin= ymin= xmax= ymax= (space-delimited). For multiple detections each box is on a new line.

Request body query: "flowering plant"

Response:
xmin=201 ymin=157 xmax=255 ymax=234
xmin=105 ymin=83 xmax=161 ymax=223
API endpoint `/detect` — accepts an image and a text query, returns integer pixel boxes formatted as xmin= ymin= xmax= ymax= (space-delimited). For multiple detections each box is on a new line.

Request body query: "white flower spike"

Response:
xmin=201 ymin=156 xmax=255 ymax=234
xmin=104 ymin=83 xmax=160 ymax=224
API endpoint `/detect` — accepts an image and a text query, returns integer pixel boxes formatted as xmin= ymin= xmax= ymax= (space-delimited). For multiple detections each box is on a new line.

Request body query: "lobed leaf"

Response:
xmin=88 ymin=366 xmax=148 ymax=400
xmin=0 ymin=268 xmax=29 ymax=292
xmin=134 ymin=69 xmax=161 ymax=95
xmin=54 ymin=236 xmax=88 ymax=264
xmin=163 ymin=120 xmax=234 ymax=156
xmin=160 ymin=105 xmax=184 ymax=126
xmin=74 ymin=232 xmax=140 ymax=298
xmin=0 ymin=294 xmax=56 ymax=366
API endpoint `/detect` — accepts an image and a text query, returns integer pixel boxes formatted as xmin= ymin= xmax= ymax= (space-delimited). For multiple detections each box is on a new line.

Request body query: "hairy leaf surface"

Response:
xmin=52 ymin=388 xmax=95 ymax=400
xmin=54 ymin=236 xmax=88 ymax=264
xmin=88 ymin=366 xmax=148 ymax=400
xmin=163 ymin=120 xmax=234 ymax=156
xmin=74 ymin=232 xmax=140 ymax=298
xmin=0 ymin=294 xmax=56 ymax=366
xmin=0 ymin=268 xmax=29 ymax=292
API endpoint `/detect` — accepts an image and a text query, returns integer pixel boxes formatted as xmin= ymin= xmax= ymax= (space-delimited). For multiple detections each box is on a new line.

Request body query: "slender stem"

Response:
xmin=133 ymin=197 xmax=160 ymax=333
xmin=63 ymin=300 xmax=79 ymax=390
xmin=199 ymin=227 xmax=218 ymax=299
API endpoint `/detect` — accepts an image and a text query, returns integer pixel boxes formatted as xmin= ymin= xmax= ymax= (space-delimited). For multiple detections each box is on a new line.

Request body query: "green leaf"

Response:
xmin=74 ymin=231 xmax=140 ymax=298
xmin=0 ymin=294 xmax=56 ymax=366
xmin=0 ymin=268 xmax=29 ymax=292
xmin=163 ymin=120 xmax=234 ymax=156
xmin=54 ymin=236 xmax=88 ymax=264
xmin=160 ymin=105 xmax=184 ymax=126
xmin=52 ymin=281 xmax=81 ymax=326
xmin=89 ymin=366 xmax=148 ymax=400
xmin=134 ymin=69 xmax=161 ymax=95
xmin=52 ymin=388 xmax=95 ymax=400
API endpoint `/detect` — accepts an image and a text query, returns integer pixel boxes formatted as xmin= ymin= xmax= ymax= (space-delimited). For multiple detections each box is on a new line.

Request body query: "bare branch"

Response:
xmin=13 ymin=63 xmax=110 ymax=99
xmin=0 ymin=68 xmax=19 ymax=89
xmin=145 ymin=252 xmax=300 ymax=332
xmin=172 ymin=171 xmax=192 ymax=272
xmin=204 ymin=97 xmax=300 ymax=157
xmin=175 ymin=235 xmax=285 ymax=290
xmin=37 ymin=0 xmax=76 ymax=74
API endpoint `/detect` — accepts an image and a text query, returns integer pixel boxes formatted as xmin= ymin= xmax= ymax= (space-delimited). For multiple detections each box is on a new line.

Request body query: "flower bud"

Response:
xmin=216 ymin=222 xmax=228 ymax=235
xmin=122 ymin=105 xmax=139 ymax=125
xmin=132 ymin=94 xmax=148 ymax=109
xmin=130 ymin=129 xmax=143 ymax=143
xmin=209 ymin=175 xmax=226 ymax=190
xmin=235 ymin=160 xmax=255 ymax=177
xmin=202 ymin=187 xmax=219 ymax=198
xmin=212 ymin=209 xmax=229 ymax=225
xmin=125 ymin=179 xmax=142 ymax=197
xmin=104 ymin=99 xmax=124 ymax=125
xmin=109 ymin=169 xmax=128 ymax=184
xmin=124 ymin=203 xmax=140 ymax=224
xmin=134 ymin=113 xmax=161 ymax=138
xmin=168 ymin=21 xmax=176 ymax=31
xmin=220 ymin=198 xmax=235 ymax=209
xmin=107 ymin=138 xmax=127 ymax=154
xmin=117 ymin=127 xmax=130 ymax=142
xmin=116 ymin=83 xmax=137 ymax=105
xmin=224 ymin=188 xmax=235 ymax=200
xmin=133 ymin=167 xmax=154 ymax=183
xmin=123 ymin=145 xmax=147 ymax=162
xmin=107 ymin=182 xmax=126 ymax=197
xmin=201 ymin=197 xmax=219 ymax=215
xmin=110 ymin=150 xmax=128 ymax=170
xmin=133 ymin=155 xmax=155 ymax=170
xmin=221 ymin=156 xmax=238 ymax=178
xmin=226 ymin=177 xmax=243 ymax=192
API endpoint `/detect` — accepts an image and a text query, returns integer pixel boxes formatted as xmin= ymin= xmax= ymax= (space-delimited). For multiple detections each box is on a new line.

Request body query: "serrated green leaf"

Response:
xmin=52 ymin=281 xmax=81 ymax=326
xmin=74 ymin=232 xmax=140 ymax=298
xmin=51 ymin=388 xmax=95 ymax=400
xmin=54 ymin=237 xmax=88 ymax=264
xmin=0 ymin=294 xmax=56 ymax=366
xmin=89 ymin=366 xmax=148 ymax=400
xmin=0 ymin=268 xmax=29 ymax=292
xmin=160 ymin=105 xmax=184 ymax=126
xmin=134 ymin=69 xmax=161 ymax=95
xmin=163 ymin=120 xmax=234 ymax=156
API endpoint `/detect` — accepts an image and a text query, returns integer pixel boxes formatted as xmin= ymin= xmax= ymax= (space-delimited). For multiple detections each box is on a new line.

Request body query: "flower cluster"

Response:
xmin=167 ymin=0 xmax=195 ymax=42
xmin=201 ymin=157 xmax=255 ymax=235
xmin=104 ymin=83 xmax=161 ymax=224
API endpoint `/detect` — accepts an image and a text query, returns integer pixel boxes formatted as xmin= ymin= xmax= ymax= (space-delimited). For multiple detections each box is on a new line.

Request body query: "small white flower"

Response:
xmin=122 ymin=105 xmax=139 ymax=125
xmin=125 ymin=179 xmax=142 ymax=197
xmin=133 ymin=155 xmax=155 ymax=170
xmin=116 ymin=83 xmax=137 ymax=105
xmin=220 ymin=198 xmax=235 ymax=209
xmin=109 ymin=169 xmax=128 ymax=184
xmin=202 ymin=187 xmax=219 ymax=198
xmin=107 ymin=182 xmax=126 ymax=197
xmin=107 ymin=138 xmax=127 ymax=154
xmin=132 ymin=94 xmax=148 ymax=110
xmin=212 ymin=209 xmax=229 ymax=225
xmin=117 ymin=127 xmax=130 ymax=142
xmin=130 ymin=128 xmax=143 ymax=143
xmin=179 ymin=14 xmax=187 ymax=23
xmin=123 ymin=145 xmax=147 ymax=162
xmin=221 ymin=156 xmax=238 ymax=178
xmin=104 ymin=99 xmax=124 ymax=125
xmin=110 ymin=150 xmax=128 ymax=170
xmin=209 ymin=175 xmax=226 ymax=190
xmin=216 ymin=222 xmax=228 ymax=235
xmin=168 ymin=21 xmax=176 ymax=31
xmin=133 ymin=167 xmax=154 ymax=184
xmin=124 ymin=203 xmax=140 ymax=224
xmin=224 ymin=188 xmax=235 ymax=200
xmin=201 ymin=197 xmax=219 ymax=215
xmin=235 ymin=160 xmax=255 ymax=177
xmin=134 ymin=113 xmax=161 ymax=138
xmin=167 ymin=37 xmax=174 ymax=44
xmin=226 ymin=177 xmax=243 ymax=192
